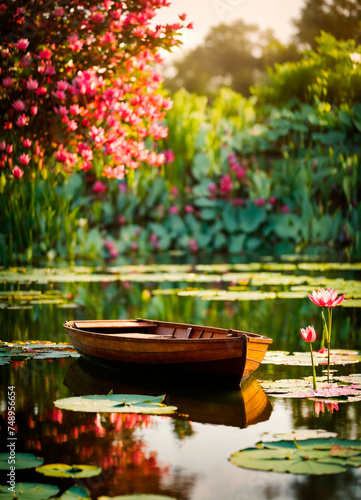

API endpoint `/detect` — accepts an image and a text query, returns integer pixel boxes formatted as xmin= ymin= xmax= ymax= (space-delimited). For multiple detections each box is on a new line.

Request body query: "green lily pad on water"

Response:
xmin=230 ymin=438 xmax=361 ymax=475
xmin=0 ymin=453 xmax=43 ymax=470
xmin=59 ymin=485 xmax=90 ymax=500
xmin=0 ymin=483 xmax=59 ymax=499
xmin=54 ymin=394 xmax=177 ymax=414
xmin=273 ymin=429 xmax=337 ymax=440
xmin=36 ymin=463 xmax=101 ymax=478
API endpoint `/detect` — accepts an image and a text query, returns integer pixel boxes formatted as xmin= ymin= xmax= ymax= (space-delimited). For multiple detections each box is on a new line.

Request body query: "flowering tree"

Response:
xmin=0 ymin=0 xmax=191 ymax=180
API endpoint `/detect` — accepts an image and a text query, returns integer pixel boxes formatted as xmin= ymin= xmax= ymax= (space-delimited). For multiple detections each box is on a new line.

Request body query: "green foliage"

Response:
xmin=252 ymin=32 xmax=361 ymax=107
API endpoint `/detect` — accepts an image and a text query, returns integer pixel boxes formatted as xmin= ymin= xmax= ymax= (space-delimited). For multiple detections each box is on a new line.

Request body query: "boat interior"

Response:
xmin=71 ymin=319 xmax=244 ymax=340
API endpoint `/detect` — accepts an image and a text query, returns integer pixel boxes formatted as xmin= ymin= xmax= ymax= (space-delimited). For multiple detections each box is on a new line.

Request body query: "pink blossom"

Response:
xmin=80 ymin=161 xmax=92 ymax=172
xmin=92 ymin=181 xmax=107 ymax=194
xmin=30 ymin=105 xmax=38 ymax=116
xmin=12 ymin=99 xmax=25 ymax=112
xmin=220 ymin=174 xmax=233 ymax=194
xmin=6 ymin=145 xmax=13 ymax=154
xmin=149 ymin=123 xmax=168 ymax=140
xmin=35 ymin=86 xmax=47 ymax=96
xmin=38 ymin=49 xmax=52 ymax=60
xmin=236 ymin=166 xmax=246 ymax=179
xmin=164 ymin=149 xmax=175 ymax=163
xmin=208 ymin=183 xmax=217 ymax=194
xmin=12 ymin=166 xmax=24 ymax=178
xmin=55 ymin=149 xmax=68 ymax=163
xmin=14 ymin=38 xmax=29 ymax=50
xmin=168 ymin=205 xmax=178 ymax=215
xmin=187 ymin=22 xmax=194 ymax=29
xmin=269 ymin=196 xmax=276 ymax=205
xmin=57 ymin=80 xmax=69 ymax=91
xmin=308 ymin=289 xmax=345 ymax=308
xmin=254 ymin=198 xmax=266 ymax=206
xmin=300 ymin=325 xmax=317 ymax=343
xmin=2 ymin=77 xmax=13 ymax=88
xmin=179 ymin=13 xmax=187 ymax=21
xmin=19 ymin=153 xmax=31 ymax=165
xmin=185 ymin=205 xmax=194 ymax=213
xmin=130 ymin=241 xmax=138 ymax=251
xmin=52 ymin=90 xmax=66 ymax=100
xmin=189 ymin=238 xmax=198 ymax=252
xmin=54 ymin=7 xmax=64 ymax=17
xmin=26 ymin=78 xmax=38 ymax=90
xmin=118 ymin=215 xmax=126 ymax=224
xmin=170 ymin=186 xmax=178 ymax=196
xmin=15 ymin=114 xmax=29 ymax=127
xmin=103 ymin=165 xmax=125 ymax=179
xmin=80 ymin=148 xmax=93 ymax=161
xmin=69 ymin=104 xmax=82 ymax=115
xmin=67 ymin=120 xmax=78 ymax=131
xmin=0 ymin=141 xmax=5 ymax=150
xmin=109 ymin=247 xmax=119 ymax=258
xmin=281 ymin=204 xmax=290 ymax=213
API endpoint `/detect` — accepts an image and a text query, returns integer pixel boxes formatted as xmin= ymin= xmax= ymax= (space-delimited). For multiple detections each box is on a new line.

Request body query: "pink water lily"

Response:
xmin=300 ymin=325 xmax=317 ymax=389
xmin=308 ymin=288 xmax=345 ymax=308
xmin=309 ymin=288 xmax=345 ymax=383
xmin=300 ymin=325 xmax=317 ymax=343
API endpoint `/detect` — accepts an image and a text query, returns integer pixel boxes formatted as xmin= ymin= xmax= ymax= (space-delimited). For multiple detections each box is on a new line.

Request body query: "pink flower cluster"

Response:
xmin=0 ymin=1 xmax=191 ymax=180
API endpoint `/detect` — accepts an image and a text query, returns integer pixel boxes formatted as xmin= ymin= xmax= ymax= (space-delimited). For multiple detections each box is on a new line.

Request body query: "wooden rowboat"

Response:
xmin=63 ymin=318 xmax=273 ymax=387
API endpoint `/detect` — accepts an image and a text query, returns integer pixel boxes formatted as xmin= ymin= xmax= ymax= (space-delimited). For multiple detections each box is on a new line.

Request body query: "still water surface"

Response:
xmin=0 ymin=263 xmax=360 ymax=500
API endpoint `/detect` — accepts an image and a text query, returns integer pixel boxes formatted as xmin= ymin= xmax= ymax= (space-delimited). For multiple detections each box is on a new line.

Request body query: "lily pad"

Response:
xmin=0 ymin=453 xmax=43 ymax=470
xmin=0 ymin=483 xmax=59 ymax=499
xmin=36 ymin=463 xmax=101 ymax=478
xmin=54 ymin=394 xmax=177 ymax=414
xmin=260 ymin=377 xmax=361 ymax=402
xmin=59 ymin=485 xmax=90 ymax=500
xmin=230 ymin=438 xmax=361 ymax=475
xmin=273 ymin=429 xmax=337 ymax=440
xmin=263 ymin=350 xmax=361 ymax=366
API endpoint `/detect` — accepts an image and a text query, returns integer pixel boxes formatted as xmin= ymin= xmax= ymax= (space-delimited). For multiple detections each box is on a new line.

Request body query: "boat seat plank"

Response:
xmin=111 ymin=333 xmax=170 ymax=339
xmin=74 ymin=321 xmax=152 ymax=329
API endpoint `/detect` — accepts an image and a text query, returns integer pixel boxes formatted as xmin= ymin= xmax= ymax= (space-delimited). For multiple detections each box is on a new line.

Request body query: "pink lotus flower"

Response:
xmin=30 ymin=105 xmax=38 ymax=116
xmin=12 ymin=99 xmax=25 ymax=112
xmin=300 ymin=325 xmax=317 ymax=343
xmin=23 ymin=139 xmax=32 ymax=148
xmin=168 ymin=205 xmax=178 ymax=215
xmin=308 ymin=288 xmax=345 ymax=308
xmin=26 ymin=78 xmax=39 ymax=90
xmin=6 ymin=145 xmax=13 ymax=154
xmin=0 ymin=141 xmax=5 ymax=150
xmin=2 ymin=77 xmax=13 ymax=88
xmin=189 ymin=238 xmax=198 ymax=252
xmin=15 ymin=114 xmax=29 ymax=127
xmin=185 ymin=205 xmax=194 ymax=213
xmin=220 ymin=174 xmax=233 ymax=194
xmin=12 ymin=166 xmax=24 ymax=178
xmin=14 ymin=38 xmax=29 ymax=50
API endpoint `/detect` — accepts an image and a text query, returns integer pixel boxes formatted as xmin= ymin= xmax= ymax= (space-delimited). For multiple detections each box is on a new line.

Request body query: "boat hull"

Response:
xmin=64 ymin=319 xmax=272 ymax=386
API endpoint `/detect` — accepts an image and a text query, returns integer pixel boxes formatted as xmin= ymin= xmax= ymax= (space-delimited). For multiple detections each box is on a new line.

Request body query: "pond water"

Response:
xmin=0 ymin=262 xmax=360 ymax=500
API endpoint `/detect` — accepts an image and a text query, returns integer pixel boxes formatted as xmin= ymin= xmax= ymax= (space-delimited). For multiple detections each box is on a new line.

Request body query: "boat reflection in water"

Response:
xmin=64 ymin=357 xmax=273 ymax=429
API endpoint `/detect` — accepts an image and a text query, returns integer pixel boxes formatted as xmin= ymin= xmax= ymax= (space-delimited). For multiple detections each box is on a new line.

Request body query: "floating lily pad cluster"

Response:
xmin=0 ymin=289 xmax=77 ymax=310
xmin=230 ymin=437 xmax=361 ymax=475
xmin=263 ymin=349 xmax=361 ymax=366
xmin=260 ymin=374 xmax=361 ymax=402
xmin=0 ymin=341 xmax=79 ymax=365
xmin=0 ymin=453 xmax=92 ymax=499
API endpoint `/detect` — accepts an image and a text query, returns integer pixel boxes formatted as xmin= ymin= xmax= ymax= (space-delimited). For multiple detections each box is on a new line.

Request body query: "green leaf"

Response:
xmin=0 ymin=453 xmax=43 ymax=470
xmin=239 ymin=204 xmax=266 ymax=233
xmin=0 ymin=483 xmax=59 ymax=500
xmin=312 ymin=131 xmax=346 ymax=146
xmin=229 ymin=234 xmax=246 ymax=254
xmin=222 ymin=204 xmax=239 ymax=233
xmin=59 ymin=485 xmax=91 ymax=500
xmin=192 ymin=152 xmax=211 ymax=181
xmin=200 ymin=208 xmax=216 ymax=221
xmin=36 ymin=463 xmax=101 ymax=478
xmin=54 ymin=394 xmax=177 ymax=414
xmin=230 ymin=438 xmax=361 ymax=475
